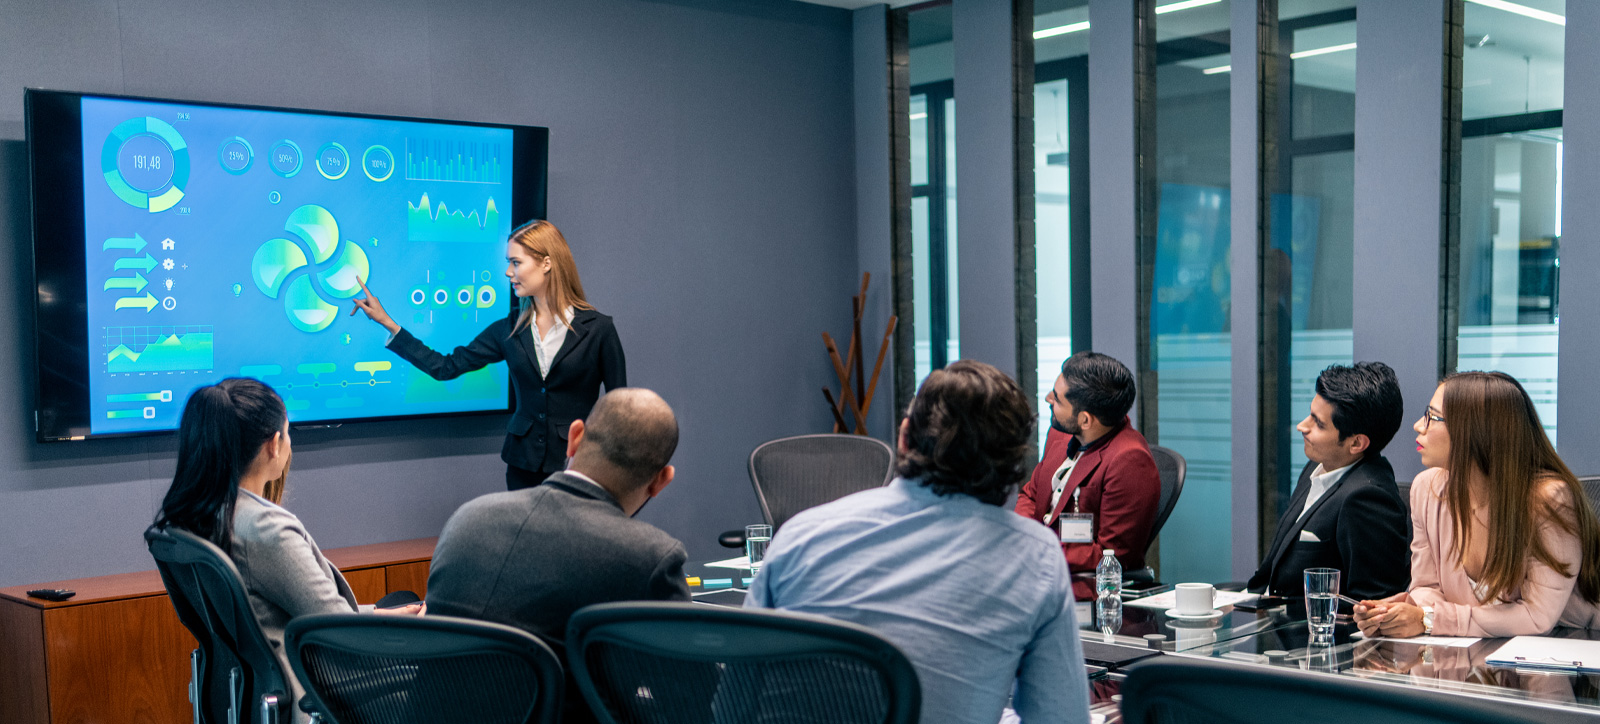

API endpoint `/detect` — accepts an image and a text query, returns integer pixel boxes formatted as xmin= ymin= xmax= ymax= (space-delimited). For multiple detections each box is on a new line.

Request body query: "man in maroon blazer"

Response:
xmin=1016 ymin=352 xmax=1160 ymax=594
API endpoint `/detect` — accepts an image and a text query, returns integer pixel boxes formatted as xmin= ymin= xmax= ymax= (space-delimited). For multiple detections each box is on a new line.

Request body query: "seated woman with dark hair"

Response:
xmin=1355 ymin=371 xmax=1600 ymax=638
xmin=153 ymin=378 xmax=419 ymax=722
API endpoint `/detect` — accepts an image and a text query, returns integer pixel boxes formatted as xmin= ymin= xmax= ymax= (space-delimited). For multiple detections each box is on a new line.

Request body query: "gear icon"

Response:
xmin=162 ymin=258 xmax=175 ymax=270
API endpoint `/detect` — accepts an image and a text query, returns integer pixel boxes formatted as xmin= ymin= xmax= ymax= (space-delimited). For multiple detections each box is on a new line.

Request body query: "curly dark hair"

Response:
xmin=896 ymin=360 xmax=1035 ymax=506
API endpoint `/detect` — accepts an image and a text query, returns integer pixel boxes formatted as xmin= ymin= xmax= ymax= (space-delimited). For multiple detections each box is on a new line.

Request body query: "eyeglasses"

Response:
xmin=1421 ymin=408 xmax=1445 ymax=432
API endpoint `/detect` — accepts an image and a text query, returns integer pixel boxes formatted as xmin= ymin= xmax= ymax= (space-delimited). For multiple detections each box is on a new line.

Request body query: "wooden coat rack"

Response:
xmin=822 ymin=273 xmax=897 ymax=435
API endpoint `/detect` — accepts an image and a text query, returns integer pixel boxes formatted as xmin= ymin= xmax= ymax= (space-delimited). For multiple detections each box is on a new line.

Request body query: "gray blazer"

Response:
xmin=232 ymin=490 xmax=358 ymax=722
xmin=426 ymin=471 xmax=691 ymax=651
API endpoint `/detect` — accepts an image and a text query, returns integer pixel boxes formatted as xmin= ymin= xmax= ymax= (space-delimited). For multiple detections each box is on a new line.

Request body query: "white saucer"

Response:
xmin=1166 ymin=609 xmax=1226 ymax=620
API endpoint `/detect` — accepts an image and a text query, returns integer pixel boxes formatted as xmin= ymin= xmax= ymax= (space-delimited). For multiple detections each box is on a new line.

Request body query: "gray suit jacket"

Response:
xmin=232 ymin=490 xmax=358 ymax=722
xmin=426 ymin=471 xmax=692 ymax=650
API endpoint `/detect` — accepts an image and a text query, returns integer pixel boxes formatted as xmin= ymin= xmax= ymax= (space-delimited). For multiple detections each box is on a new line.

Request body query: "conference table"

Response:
xmin=1085 ymin=599 xmax=1600 ymax=722
xmin=689 ymin=565 xmax=1600 ymax=722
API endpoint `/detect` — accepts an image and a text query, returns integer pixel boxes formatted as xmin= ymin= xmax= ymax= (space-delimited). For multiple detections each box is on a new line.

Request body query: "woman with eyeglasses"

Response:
xmin=1354 ymin=371 xmax=1600 ymax=638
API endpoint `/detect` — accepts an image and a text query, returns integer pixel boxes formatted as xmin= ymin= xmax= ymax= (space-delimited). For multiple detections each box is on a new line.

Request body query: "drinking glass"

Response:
xmin=745 ymin=524 xmax=773 ymax=575
xmin=1304 ymin=567 xmax=1341 ymax=645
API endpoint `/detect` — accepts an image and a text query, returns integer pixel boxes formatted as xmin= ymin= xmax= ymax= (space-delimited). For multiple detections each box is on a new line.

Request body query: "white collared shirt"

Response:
xmin=531 ymin=307 xmax=574 ymax=378
xmin=1297 ymin=461 xmax=1355 ymax=522
xmin=1047 ymin=452 xmax=1083 ymax=515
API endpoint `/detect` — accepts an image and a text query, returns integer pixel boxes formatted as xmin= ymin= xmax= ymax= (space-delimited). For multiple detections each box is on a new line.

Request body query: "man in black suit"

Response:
xmin=1246 ymin=362 xmax=1411 ymax=601
xmin=426 ymin=387 xmax=689 ymax=723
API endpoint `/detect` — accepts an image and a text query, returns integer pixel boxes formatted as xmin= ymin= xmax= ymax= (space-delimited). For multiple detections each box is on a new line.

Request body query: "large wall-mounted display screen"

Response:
xmin=27 ymin=89 xmax=548 ymax=440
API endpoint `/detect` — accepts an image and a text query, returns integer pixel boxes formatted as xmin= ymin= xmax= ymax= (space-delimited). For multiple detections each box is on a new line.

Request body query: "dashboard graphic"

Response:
xmin=77 ymin=96 xmax=517 ymax=434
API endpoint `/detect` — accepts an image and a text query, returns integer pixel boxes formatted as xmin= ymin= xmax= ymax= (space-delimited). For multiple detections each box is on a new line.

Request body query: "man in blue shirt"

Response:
xmin=746 ymin=360 xmax=1091 ymax=724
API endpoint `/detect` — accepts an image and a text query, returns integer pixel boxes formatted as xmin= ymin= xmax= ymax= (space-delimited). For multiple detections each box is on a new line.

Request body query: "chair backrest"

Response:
xmin=1121 ymin=656 xmax=1574 ymax=724
xmin=285 ymin=613 xmax=563 ymax=724
xmin=1147 ymin=445 xmax=1187 ymax=548
xmin=749 ymin=434 xmax=896 ymax=529
xmin=146 ymin=525 xmax=291 ymax=724
xmin=567 ymin=602 xmax=920 ymax=724
xmin=1578 ymin=476 xmax=1600 ymax=514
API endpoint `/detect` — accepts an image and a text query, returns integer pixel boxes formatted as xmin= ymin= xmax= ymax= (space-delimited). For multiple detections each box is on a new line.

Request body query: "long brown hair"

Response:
xmin=508 ymin=220 xmax=592 ymax=336
xmin=1438 ymin=371 xmax=1600 ymax=604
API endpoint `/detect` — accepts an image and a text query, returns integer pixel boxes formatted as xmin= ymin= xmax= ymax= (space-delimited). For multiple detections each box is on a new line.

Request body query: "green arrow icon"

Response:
xmin=114 ymin=293 xmax=157 ymax=312
xmin=104 ymin=273 xmax=148 ymax=293
xmin=103 ymin=234 xmax=147 ymax=252
xmin=114 ymin=254 xmax=157 ymax=273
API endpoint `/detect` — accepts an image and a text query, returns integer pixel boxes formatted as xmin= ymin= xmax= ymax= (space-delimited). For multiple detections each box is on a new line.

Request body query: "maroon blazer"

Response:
xmin=1014 ymin=418 xmax=1161 ymax=574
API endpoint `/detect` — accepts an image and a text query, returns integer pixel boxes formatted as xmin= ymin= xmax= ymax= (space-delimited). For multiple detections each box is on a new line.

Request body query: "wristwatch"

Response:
xmin=1421 ymin=605 xmax=1436 ymax=635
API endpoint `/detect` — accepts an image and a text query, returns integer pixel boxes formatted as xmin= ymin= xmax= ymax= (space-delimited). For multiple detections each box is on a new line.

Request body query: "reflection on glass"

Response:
xmin=908 ymin=2 xmax=958 ymax=388
xmin=1035 ymin=76 xmax=1075 ymax=449
xmin=1457 ymin=0 xmax=1563 ymax=445
xmin=1463 ymin=0 xmax=1565 ymax=120
xmin=1036 ymin=0 xmax=1087 ymax=449
xmin=1276 ymin=3 xmax=1355 ymax=506
xmin=1149 ymin=0 xmax=1232 ymax=585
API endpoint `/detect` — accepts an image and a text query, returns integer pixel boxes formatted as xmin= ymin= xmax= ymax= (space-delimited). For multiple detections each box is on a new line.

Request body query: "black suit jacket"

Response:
xmin=1246 ymin=456 xmax=1411 ymax=600
xmin=389 ymin=307 xmax=626 ymax=472
xmin=425 ymin=472 xmax=691 ymax=723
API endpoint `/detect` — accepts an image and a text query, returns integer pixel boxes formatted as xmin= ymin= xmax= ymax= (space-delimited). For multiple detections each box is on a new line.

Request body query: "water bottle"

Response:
xmin=1095 ymin=549 xmax=1123 ymax=600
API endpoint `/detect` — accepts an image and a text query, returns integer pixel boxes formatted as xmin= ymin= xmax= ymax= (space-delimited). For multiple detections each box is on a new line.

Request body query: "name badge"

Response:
xmin=1059 ymin=513 xmax=1094 ymax=543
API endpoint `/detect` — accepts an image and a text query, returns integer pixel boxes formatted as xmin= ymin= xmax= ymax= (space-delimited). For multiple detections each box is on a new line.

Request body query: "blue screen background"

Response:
xmin=80 ymin=96 xmax=514 ymax=433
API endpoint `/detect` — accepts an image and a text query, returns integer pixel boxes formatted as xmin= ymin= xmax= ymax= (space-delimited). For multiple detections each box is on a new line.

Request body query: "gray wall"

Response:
xmin=1559 ymin=0 xmax=1600 ymax=475
xmin=1351 ymin=0 xmax=1445 ymax=483
xmin=0 ymin=0 xmax=859 ymax=587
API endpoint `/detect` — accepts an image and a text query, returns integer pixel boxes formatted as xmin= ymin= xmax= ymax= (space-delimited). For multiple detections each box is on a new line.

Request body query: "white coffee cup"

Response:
xmin=1173 ymin=582 xmax=1216 ymax=615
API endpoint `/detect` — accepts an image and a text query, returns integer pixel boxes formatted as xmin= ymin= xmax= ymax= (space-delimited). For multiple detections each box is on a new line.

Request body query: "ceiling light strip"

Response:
xmin=1465 ymin=0 xmax=1565 ymax=26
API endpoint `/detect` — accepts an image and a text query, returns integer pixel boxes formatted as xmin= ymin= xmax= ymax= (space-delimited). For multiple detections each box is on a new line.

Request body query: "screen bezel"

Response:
xmin=26 ymin=88 xmax=548 ymax=442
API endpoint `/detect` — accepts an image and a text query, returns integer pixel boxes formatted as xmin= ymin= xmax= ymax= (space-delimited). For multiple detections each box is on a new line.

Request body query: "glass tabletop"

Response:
xmin=1178 ymin=613 xmax=1600 ymax=715
xmin=1076 ymin=598 xmax=1287 ymax=652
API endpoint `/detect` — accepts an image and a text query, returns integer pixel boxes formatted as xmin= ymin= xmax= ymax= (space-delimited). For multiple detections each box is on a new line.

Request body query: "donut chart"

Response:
xmin=101 ymin=117 xmax=190 ymax=213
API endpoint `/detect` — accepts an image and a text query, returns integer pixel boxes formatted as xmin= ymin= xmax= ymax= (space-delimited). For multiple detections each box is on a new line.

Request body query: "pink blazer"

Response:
xmin=1407 ymin=467 xmax=1600 ymax=636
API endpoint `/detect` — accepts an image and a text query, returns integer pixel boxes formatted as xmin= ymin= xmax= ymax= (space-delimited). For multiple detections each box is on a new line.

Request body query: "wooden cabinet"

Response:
xmin=0 ymin=537 xmax=434 ymax=724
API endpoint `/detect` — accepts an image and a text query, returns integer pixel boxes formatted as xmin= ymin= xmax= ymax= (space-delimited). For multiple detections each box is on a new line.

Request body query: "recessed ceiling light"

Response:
xmin=1154 ymin=0 xmax=1223 ymax=14
xmin=1465 ymin=0 xmax=1565 ymax=26
xmin=1034 ymin=21 xmax=1090 ymax=40
xmin=1290 ymin=42 xmax=1357 ymax=59
xmin=1202 ymin=65 xmax=1232 ymax=75
xmin=1033 ymin=0 xmax=1221 ymax=40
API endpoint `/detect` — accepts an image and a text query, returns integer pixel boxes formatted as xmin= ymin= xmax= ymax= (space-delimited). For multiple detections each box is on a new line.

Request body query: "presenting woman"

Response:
xmin=352 ymin=219 xmax=625 ymax=490
xmin=1355 ymin=371 xmax=1600 ymax=638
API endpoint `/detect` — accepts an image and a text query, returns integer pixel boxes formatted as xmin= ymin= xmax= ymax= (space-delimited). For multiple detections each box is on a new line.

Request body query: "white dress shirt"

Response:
xmin=530 ymin=307 xmax=574 ymax=378
xmin=1297 ymin=461 xmax=1354 ymax=522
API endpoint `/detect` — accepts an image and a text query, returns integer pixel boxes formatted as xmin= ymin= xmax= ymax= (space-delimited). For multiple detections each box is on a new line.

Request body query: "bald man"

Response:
xmin=426 ymin=388 xmax=689 ymax=723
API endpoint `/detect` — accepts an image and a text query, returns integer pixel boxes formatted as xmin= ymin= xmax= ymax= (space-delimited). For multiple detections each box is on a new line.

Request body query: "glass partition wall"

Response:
xmin=909 ymin=3 xmax=959 ymax=387
xmin=1266 ymin=0 xmax=1357 ymax=523
xmin=1147 ymin=0 xmax=1234 ymax=583
xmin=1034 ymin=0 xmax=1090 ymax=449
xmin=1456 ymin=0 xmax=1564 ymax=445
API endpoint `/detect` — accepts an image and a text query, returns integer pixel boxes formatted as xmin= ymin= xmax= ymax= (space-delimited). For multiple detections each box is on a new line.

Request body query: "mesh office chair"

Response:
xmin=1578 ymin=476 xmax=1600 ymax=513
xmin=285 ymin=613 xmax=563 ymax=724
xmin=1121 ymin=656 xmax=1574 ymax=724
xmin=146 ymin=525 xmax=291 ymax=724
xmin=1125 ymin=445 xmax=1187 ymax=584
xmin=719 ymin=434 xmax=896 ymax=548
xmin=566 ymin=602 xmax=920 ymax=724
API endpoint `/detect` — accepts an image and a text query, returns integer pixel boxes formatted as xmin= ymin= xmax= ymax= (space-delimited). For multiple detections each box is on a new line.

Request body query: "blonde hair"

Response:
xmin=508 ymin=220 xmax=592 ymax=336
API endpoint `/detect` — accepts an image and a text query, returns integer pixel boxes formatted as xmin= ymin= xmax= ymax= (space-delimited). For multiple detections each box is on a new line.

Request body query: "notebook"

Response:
xmin=1485 ymin=635 xmax=1600 ymax=672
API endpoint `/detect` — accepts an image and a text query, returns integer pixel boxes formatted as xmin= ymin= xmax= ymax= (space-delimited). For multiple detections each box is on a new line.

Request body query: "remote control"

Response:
xmin=26 ymin=589 xmax=75 ymax=602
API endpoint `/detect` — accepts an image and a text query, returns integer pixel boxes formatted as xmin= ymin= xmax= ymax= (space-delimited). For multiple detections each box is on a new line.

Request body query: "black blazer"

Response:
xmin=388 ymin=307 xmax=626 ymax=472
xmin=1246 ymin=456 xmax=1411 ymax=600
